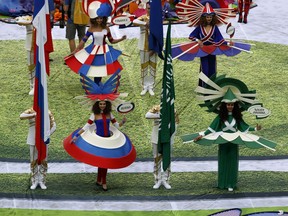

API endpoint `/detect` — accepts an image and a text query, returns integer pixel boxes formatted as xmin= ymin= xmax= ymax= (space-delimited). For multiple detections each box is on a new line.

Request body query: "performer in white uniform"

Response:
xmin=133 ymin=2 xmax=157 ymax=96
xmin=25 ymin=24 xmax=35 ymax=95
xmin=20 ymin=108 xmax=56 ymax=190
xmin=145 ymin=105 xmax=179 ymax=189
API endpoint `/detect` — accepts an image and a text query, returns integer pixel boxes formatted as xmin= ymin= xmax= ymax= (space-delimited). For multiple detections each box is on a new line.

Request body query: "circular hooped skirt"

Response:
xmin=63 ymin=125 xmax=136 ymax=169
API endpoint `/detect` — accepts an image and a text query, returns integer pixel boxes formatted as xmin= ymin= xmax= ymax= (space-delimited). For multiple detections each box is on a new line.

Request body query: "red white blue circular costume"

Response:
xmin=65 ymin=29 xmax=123 ymax=77
xmin=63 ymin=114 xmax=136 ymax=169
xmin=63 ymin=71 xmax=136 ymax=169
xmin=64 ymin=0 xmax=123 ymax=78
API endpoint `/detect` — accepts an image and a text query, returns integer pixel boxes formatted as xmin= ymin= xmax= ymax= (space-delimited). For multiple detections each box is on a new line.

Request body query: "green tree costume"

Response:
xmin=182 ymin=74 xmax=277 ymax=190
xmin=203 ymin=114 xmax=257 ymax=189
xmin=183 ymin=110 xmax=276 ymax=190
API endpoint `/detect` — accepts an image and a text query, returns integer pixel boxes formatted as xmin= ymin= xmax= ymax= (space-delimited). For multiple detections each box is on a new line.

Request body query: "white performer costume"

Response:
xmin=133 ymin=12 xmax=157 ymax=96
xmin=145 ymin=105 xmax=178 ymax=189
xmin=20 ymin=108 xmax=56 ymax=190
xmin=25 ymin=24 xmax=35 ymax=96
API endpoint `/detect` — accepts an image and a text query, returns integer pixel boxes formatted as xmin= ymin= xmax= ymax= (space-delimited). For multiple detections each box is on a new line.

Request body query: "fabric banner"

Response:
xmin=33 ymin=0 xmax=52 ymax=162
xmin=157 ymin=21 xmax=175 ymax=171
xmin=149 ymin=0 xmax=164 ymax=59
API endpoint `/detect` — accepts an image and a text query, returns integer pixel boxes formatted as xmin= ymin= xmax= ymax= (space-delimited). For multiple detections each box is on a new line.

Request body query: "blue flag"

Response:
xmin=149 ymin=0 xmax=164 ymax=59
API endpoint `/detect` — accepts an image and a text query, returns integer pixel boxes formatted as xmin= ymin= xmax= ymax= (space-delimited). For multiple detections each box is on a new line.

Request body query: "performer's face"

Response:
xmin=99 ymin=101 xmax=107 ymax=111
xmin=205 ymin=15 xmax=212 ymax=24
xmin=226 ymin=103 xmax=234 ymax=112
xmin=96 ymin=17 xmax=103 ymax=24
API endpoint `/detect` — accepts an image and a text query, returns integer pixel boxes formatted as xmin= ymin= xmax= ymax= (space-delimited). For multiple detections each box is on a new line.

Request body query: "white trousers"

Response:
xmin=152 ymin=143 xmax=171 ymax=183
xmin=140 ymin=50 xmax=157 ymax=90
xmin=29 ymin=145 xmax=48 ymax=184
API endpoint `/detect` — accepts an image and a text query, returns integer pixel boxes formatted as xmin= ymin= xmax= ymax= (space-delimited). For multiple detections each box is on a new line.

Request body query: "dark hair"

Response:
xmin=90 ymin=17 xmax=108 ymax=29
xmin=219 ymin=102 xmax=243 ymax=122
xmin=199 ymin=14 xmax=217 ymax=26
xmin=92 ymin=101 xmax=112 ymax=115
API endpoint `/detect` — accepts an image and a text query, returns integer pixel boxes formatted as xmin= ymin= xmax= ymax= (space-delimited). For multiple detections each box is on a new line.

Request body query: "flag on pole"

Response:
xmin=33 ymin=0 xmax=52 ymax=163
xmin=33 ymin=0 xmax=53 ymax=76
xmin=149 ymin=0 xmax=164 ymax=59
xmin=158 ymin=21 xmax=175 ymax=171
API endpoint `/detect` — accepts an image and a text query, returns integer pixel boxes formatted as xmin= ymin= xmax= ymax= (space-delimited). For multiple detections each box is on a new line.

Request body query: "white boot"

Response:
xmin=162 ymin=165 xmax=171 ymax=189
xmin=30 ymin=182 xmax=38 ymax=189
xmin=30 ymin=179 xmax=38 ymax=190
xmin=148 ymin=86 xmax=155 ymax=96
xmin=30 ymin=160 xmax=38 ymax=190
xmin=162 ymin=180 xmax=171 ymax=189
xmin=153 ymin=156 xmax=162 ymax=189
xmin=153 ymin=180 xmax=162 ymax=189
xmin=39 ymin=182 xmax=47 ymax=190
xmin=38 ymin=161 xmax=48 ymax=190
xmin=29 ymin=87 xmax=34 ymax=96
xmin=140 ymin=88 xmax=148 ymax=96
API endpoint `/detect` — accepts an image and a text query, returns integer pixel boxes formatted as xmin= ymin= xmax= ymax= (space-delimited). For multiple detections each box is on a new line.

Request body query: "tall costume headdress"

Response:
xmin=176 ymin=0 xmax=236 ymax=27
xmin=75 ymin=70 xmax=127 ymax=110
xmin=171 ymin=0 xmax=249 ymax=62
xmin=221 ymin=88 xmax=238 ymax=103
xmin=63 ymin=69 xmax=136 ymax=169
xmin=82 ymin=0 xmax=117 ymax=18
xmin=195 ymin=72 xmax=259 ymax=113
xmin=181 ymin=72 xmax=277 ymax=151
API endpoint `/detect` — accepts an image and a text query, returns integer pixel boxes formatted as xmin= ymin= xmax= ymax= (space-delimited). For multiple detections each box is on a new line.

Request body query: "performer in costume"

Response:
xmin=181 ymin=73 xmax=277 ymax=191
xmin=15 ymin=14 xmax=34 ymax=95
xmin=25 ymin=24 xmax=36 ymax=95
xmin=189 ymin=8 xmax=225 ymax=83
xmin=64 ymin=0 xmax=127 ymax=84
xmin=20 ymin=108 xmax=56 ymax=190
xmin=172 ymin=0 xmax=251 ymax=85
xmin=145 ymin=105 xmax=179 ymax=189
xmin=133 ymin=2 xmax=157 ymax=96
xmin=73 ymin=100 xmax=127 ymax=191
xmin=63 ymin=71 xmax=136 ymax=191
xmin=237 ymin=0 xmax=250 ymax=23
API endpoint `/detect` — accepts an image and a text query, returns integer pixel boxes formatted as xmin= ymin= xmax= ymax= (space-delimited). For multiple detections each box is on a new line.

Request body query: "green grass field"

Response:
xmin=0 ymin=39 xmax=287 ymax=161
xmin=0 ymin=39 xmax=288 ymax=214
xmin=1 ymin=207 xmax=288 ymax=216
xmin=1 ymin=171 xmax=288 ymax=197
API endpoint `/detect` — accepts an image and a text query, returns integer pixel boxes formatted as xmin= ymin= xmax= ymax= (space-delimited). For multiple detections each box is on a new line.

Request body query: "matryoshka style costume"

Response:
xmin=63 ymin=71 xmax=136 ymax=168
xmin=63 ymin=70 xmax=136 ymax=190
xmin=64 ymin=0 xmax=124 ymax=80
